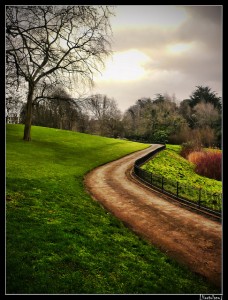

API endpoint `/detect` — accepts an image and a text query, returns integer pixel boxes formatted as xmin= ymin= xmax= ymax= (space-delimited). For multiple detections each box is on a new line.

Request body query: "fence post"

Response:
xmin=176 ymin=181 xmax=179 ymax=198
xmin=198 ymin=188 xmax=201 ymax=208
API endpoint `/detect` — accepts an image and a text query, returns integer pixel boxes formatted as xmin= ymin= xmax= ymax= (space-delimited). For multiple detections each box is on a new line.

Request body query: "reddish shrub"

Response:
xmin=188 ymin=149 xmax=222 ymax=181
xmin=188 ymin=151 xmax=207 ymax=165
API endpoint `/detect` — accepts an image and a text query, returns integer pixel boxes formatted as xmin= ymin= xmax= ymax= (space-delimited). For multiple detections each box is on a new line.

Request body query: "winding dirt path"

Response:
xmin=84 ymin=145 xmax=222 ymax=289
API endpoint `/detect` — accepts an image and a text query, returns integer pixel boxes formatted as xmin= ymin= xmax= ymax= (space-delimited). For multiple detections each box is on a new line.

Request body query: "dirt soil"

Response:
xmin=84 ymin=145 xmax=222 ymax=289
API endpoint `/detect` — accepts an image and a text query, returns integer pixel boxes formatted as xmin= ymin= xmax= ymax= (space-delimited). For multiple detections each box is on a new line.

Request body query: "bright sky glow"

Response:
xmin=96 ymin=50 xmax=151 ymax=82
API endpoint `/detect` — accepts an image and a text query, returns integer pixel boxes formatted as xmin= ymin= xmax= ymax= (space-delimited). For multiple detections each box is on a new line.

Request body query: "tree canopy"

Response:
xmin=189 ymin=86 xmax=222 ymax=110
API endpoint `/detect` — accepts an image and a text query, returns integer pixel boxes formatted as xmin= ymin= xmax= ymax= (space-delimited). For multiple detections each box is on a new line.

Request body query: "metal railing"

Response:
xmin=133 ymin=145 xmax=222 ymax=219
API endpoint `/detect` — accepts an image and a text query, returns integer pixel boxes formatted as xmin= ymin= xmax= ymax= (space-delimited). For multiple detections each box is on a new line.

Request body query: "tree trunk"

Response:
xmin=23 ymin=82 xmax=34 ymax=141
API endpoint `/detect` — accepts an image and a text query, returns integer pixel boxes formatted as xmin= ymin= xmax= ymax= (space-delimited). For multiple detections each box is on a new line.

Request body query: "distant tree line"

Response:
xmin=122 ymin=86 xmax=221 ymax=147
xmin=12 ymin=85 xmax=221 ymax=148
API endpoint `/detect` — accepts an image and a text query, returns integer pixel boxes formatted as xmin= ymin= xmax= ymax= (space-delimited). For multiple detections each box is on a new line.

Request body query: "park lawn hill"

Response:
xmin=6 ymin=124 xmax=220 ymax=294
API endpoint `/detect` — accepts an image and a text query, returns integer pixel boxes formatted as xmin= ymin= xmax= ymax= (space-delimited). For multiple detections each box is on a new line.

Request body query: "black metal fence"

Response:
xmin=133 ymin=145 xmax=222 ymax=218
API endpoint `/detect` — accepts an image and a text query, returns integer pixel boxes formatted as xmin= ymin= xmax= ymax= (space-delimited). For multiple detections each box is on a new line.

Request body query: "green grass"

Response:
xmin=6 ymin=124 xmax=220 ymax=294
xmin=141 ymin=144 xmax=222 ymax=210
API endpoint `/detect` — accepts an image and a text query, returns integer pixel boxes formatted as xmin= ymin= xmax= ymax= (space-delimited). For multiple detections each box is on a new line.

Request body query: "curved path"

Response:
xmin=84 ymin=145 xmax=222 ymax=288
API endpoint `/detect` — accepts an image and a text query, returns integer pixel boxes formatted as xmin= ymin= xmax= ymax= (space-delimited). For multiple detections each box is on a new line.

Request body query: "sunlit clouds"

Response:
xmin=96 ymin=50 xmax=151 ymax=81
xmin=92 ymin=5 xmax=222 ymax=112
xmin=166 ymin=43 xmax=194 ymax=55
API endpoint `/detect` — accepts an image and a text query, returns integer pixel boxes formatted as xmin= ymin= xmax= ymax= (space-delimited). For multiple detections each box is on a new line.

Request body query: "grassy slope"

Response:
xmin=142 ymin=144 xmax=222 ymax=193
xmin=6 ymin=125 xmax=220 ymax=294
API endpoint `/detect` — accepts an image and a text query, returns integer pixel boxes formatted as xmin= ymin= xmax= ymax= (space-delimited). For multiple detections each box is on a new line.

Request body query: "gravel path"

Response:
xmin=84 ymin=145 xmax=222 ymax=288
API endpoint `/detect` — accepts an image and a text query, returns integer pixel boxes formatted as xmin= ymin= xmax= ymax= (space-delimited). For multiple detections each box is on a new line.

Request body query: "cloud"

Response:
xmin=92 ymin=5 xmax=222 ymax=112
xmin=113 ymin=6 xmax=222 ymax=53
xmin=111 ymin=5 xmax=188 ymax=29
xmin=184 ymin=5 xmax=222 ymax=25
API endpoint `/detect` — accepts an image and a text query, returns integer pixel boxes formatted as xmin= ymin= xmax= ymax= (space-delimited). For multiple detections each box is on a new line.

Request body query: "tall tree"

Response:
xmin=6 ymin=5 xmax=114 ymax=140
xmin=189 ymin=86 xmax=222 ymax=110
xmin=83 ymin=94 xmax=122 ymax=137
xmin=122 ymin=94 xmax=186 ymax=143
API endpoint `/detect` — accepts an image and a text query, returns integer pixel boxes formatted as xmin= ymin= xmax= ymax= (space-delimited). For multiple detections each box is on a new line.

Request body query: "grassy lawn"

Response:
xmin=6 ymin=124 xmax=220 ymax=294
xmin=141 ymin=144 xmax=222 ymax=210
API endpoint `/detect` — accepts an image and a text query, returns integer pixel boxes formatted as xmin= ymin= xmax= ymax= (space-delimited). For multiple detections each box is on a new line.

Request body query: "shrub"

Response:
xmin=188 ymin=151 xmax=207 ymax=165
xmin=151 ymin=130 xmax=169 ymax=144
xmin=188 ymin=149 xmax=222 ymax=181
xmin=180 ymin=141 xmax=202 ymax=159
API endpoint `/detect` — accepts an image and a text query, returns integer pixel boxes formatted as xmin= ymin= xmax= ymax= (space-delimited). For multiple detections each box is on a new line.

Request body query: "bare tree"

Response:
xmin=21 ymin=86 xmax=82 ymax=130
xmin=6 ymin=5 xmax=114 ymax=140
xmin=83 ymin=94 xmax=122 ymax=137
xmin=192 ymin=102 xmax=220 ymax=128
xmin=6 ymin=82 xmax=26 ymax=123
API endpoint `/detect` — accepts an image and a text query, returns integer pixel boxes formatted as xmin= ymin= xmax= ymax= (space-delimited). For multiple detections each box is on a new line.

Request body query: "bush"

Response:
xmin=188 ymin=151 xmax=207 ymax=165
xmin=151 ymin=130 xmax=169 ymax=144
xmin=188 ymin=149 xmax=222 ymax=181
xmin=180 ymin=141 xmax=202 ymax=159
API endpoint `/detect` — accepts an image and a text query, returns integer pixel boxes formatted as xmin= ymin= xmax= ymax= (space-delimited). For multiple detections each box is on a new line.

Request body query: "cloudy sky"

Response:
xmin=91 ymin=5 xmax=222 ymax=112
